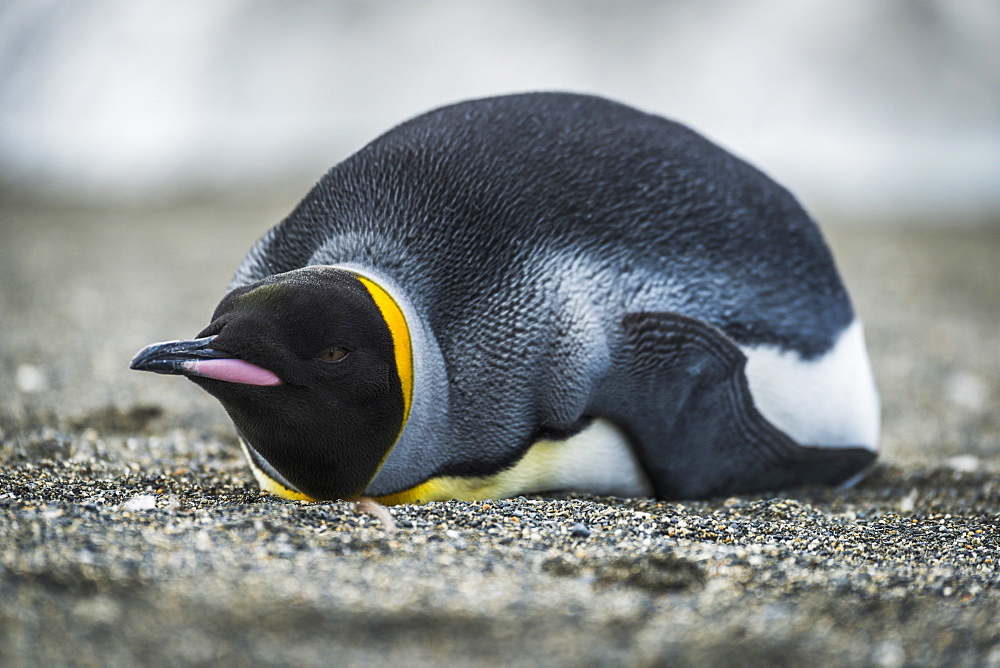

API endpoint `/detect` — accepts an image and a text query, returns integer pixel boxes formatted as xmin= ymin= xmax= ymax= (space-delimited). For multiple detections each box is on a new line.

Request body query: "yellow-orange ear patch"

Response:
xmin=354 ymin=274 xmax=413 ymax=426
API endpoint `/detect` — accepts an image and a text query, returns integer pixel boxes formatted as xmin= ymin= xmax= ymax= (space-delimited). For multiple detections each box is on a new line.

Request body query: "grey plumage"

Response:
xmin=134 ymin=92 xmax=879 ymax=502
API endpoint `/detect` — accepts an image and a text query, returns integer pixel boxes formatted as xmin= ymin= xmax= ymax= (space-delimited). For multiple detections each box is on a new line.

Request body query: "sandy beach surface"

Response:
xmin=1 ymin=198 xmax=998 ymax=667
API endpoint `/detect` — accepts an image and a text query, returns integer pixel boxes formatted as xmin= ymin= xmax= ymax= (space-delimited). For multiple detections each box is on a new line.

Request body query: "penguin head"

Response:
xmin=130 ymin=266 xmax=411 ymax=501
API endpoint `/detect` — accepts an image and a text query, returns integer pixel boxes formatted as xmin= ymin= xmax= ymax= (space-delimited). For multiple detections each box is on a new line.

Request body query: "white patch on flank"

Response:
xmin=533 ymin=419 xmax=654 ymax=497
xmin=741 ymin=319 xmax=880 ymax=450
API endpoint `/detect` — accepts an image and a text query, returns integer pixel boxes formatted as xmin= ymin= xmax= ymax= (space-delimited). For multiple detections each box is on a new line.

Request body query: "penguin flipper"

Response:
xmin=595 ymin=312 xmax=875 ymax=499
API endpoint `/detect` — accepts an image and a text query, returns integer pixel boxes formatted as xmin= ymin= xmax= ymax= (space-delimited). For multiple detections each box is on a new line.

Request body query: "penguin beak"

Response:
xmin=130 ymin=336 xmax=283 ymax=386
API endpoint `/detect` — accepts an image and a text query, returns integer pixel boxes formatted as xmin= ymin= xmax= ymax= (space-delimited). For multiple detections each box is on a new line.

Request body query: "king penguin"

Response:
xmin=131 ymin=92 xmax=880 ymax=504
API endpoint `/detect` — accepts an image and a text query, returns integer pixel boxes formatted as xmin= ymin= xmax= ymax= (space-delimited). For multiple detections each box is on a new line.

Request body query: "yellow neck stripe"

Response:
xmin=240 ymin=440 xmax=314 ymax=501
xmin=354 ymin=274 xmax=414 ymax=426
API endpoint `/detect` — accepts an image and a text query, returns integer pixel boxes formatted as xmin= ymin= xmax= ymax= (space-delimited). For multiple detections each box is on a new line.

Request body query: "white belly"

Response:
xmin=524 ymin=419 xmax=654 ymax=497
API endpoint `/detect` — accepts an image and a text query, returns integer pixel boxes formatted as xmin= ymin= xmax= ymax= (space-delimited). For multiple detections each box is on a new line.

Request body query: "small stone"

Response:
xmin=946 ymin=455 xmax=981 ymax=473
xmin=122 ymin=494 xmax=157 ymax=511
xmin=984 ymin=644 xmax=1000 ymax=668
xmin=872 ymin=639 xmax=905 ymax=668
xmin=945 ymin=371 xmax=988 ymax=413
xmin=15 ymin=364 xmax=48 ymax=393
xmin=72 ymin=595 xmax=121 ymax=626
xmin=570 ymin=523 xmax=591 ymax=538
xmin=898 ymin=488 xmax=917 ymax=513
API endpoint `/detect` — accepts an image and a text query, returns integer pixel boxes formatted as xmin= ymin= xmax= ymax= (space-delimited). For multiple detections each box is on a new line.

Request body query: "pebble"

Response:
xmin=946 ymin=454 xmax=981 ymax=473
xmin=121 ymin=494 xmax=157 ymax=511
xmin=945 ymin=371 xmax=989 ymax=413
xmin=15 ymin=364 xmax=48 ymax=393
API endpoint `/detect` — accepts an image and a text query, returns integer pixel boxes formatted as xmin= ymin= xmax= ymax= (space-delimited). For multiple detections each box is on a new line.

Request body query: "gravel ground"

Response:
xmin=1 ymin=198 xmax=998 ymax=667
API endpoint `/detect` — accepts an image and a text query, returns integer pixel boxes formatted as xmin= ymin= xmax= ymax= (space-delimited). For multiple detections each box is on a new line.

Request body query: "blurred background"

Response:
xmin=1 ymin=0 xmax=998 ymax=467
xmin=1 ymin=0 xmax=998 ymax=218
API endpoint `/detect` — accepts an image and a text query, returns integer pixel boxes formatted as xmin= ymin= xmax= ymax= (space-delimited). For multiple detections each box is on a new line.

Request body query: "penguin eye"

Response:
xmin=319 ymin=347 xmax=349 ymax=363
